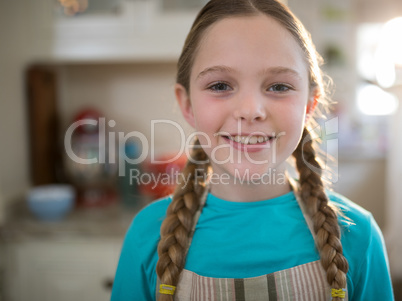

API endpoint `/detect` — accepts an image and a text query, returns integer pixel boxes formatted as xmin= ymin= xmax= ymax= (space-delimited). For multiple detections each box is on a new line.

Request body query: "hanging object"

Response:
xmin=58 ymin=0 xmax=88 ymax=16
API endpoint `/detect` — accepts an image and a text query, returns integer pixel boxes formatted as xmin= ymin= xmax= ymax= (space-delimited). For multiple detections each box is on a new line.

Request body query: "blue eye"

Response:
xmin=269 ymin=84 xmax=293 ymax=92
xmin=208 ymin=82 xmax=232 ymax=92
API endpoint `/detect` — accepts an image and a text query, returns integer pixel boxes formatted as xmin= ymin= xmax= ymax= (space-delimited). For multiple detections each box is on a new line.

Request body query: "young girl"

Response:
xmin=111 ymin=0 xmax=394 ymax=300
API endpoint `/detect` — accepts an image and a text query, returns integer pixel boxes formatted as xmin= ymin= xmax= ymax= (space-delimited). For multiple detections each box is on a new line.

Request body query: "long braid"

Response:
xmin=156 ymin=140 xmax=209 ymax=301
xmin=293 ymin=128 xmax=349 ymax=300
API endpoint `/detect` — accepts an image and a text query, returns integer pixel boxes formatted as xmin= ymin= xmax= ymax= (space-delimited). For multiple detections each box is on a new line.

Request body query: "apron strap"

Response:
xmin=288 ymin=177 xmax=317 ymax=240
xmin=185 ymin=187 xmax=209 ymax=256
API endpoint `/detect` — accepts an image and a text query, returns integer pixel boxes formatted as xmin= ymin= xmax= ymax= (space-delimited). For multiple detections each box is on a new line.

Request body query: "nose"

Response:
xmin=233 ymin=92 xmax=267 ymax=122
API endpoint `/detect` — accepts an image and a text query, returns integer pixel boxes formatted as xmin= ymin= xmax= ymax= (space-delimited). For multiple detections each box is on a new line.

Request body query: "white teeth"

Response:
xmin=249 ymin=136 xmax=258 ymax=144
xmin=228 ymin=135 xmax=270 ymax=145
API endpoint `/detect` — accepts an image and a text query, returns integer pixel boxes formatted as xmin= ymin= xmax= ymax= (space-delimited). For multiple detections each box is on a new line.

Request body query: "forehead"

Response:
xmin=191 ymin=15 xmax=308 ymax=81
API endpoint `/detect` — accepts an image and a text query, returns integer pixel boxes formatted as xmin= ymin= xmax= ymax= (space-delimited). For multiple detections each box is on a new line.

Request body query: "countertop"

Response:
xmin=0 ymin=199 xmax=146 ymax=242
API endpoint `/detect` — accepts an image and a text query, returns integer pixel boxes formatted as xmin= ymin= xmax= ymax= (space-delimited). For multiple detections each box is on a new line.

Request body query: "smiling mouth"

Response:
xmin=224 ymin=135 xmax=273 ymax=145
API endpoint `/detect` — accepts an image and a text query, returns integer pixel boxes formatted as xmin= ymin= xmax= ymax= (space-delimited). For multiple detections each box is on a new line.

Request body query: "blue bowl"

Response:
xmin=27 ymin=185 xmax=75 ymax=221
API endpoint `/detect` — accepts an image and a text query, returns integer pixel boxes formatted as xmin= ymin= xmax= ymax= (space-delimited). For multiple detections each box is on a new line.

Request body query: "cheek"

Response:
xmin=274 ymin=100 xmax=307 ymax=149
xmin=193 ymin=107 xmax=215 ymax=132
xmin=276 ymin=100 xmax=306 ymax=125
xmin=191 ymin=99 xmax=224 ymax=132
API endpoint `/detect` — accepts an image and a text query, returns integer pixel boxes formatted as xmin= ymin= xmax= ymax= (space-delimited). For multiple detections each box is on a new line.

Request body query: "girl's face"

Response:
xmin=176 ymin=15 xmax=316 ymax=196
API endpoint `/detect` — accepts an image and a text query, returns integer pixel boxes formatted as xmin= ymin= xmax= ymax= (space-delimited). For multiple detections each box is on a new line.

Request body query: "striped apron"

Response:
xmin=156 ymin=181 xmax=348 ymax=300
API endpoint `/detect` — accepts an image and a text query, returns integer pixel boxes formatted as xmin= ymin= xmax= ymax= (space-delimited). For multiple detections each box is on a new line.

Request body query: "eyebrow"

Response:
xmin=196 ymin=65 xmax=235 ymax=80
xmin=196 ymin=65 xmax=302 ymax=80
xmin=260 ymin=66 xmax=302 ymax=80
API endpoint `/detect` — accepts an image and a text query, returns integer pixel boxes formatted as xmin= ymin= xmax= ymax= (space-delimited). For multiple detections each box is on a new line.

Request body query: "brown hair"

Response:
xmin=156 ymin=1 xmax=348 ymax=300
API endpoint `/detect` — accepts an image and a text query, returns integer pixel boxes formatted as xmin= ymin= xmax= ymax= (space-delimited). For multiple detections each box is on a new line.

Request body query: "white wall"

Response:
xmin=386 ymin=85 xmax=402 ymax=279
xmin=0 ymin=0 xmax=32 ymax=210
xmin=335 ymin=158 xmax=386 ymax=228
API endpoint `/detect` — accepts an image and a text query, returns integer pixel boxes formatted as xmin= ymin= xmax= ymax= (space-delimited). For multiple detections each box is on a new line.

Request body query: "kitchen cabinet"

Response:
xmin=3 ymin=239 xmax=121 ymax=301
xmin=1 ymin=201 xmax=138 ymax=301
xmin=28 ymin=0 xmax=200 ymax=62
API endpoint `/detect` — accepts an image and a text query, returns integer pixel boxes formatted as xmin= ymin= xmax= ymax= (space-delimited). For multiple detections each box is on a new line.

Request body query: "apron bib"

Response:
xmin=156 ymin=180 xmax=348 ymax=300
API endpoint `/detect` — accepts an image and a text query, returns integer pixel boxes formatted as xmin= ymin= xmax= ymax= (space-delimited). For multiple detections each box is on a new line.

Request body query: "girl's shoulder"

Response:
xmin=135 ymin=195 xmax=173 ymax=223
xmin=327 ymin=190 xmax=373 ymax=227
xmin=126 ymin=195 xmax=172 ymax=244
xmin=326 ymin=190 xmax=384 ymax=259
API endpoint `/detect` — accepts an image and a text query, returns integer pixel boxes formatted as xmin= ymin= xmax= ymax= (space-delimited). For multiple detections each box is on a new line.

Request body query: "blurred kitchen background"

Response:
xmin=1 ymin=0 xmax=402 ymax=300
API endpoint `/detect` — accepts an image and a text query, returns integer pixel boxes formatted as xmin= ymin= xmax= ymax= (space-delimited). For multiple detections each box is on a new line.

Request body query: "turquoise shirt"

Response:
xmin=111 ymin=191 xmax=394 ymax=300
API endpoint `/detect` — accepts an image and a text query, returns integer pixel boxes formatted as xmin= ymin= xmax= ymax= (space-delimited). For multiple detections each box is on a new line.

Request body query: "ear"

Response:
xmin=175 ymin=83 xmax=196 ymax=128
xmin=305 ymin=90 xmax=319 ymax=122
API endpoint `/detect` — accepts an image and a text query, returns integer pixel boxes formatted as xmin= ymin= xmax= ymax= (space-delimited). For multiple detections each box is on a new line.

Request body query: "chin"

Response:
xmin=213 ymin=163 xmax=286 ymax=185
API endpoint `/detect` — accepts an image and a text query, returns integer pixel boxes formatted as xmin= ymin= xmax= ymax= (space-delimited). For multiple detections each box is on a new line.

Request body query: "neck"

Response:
xmin=208 ymin=169 xmax=292 ymax=202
